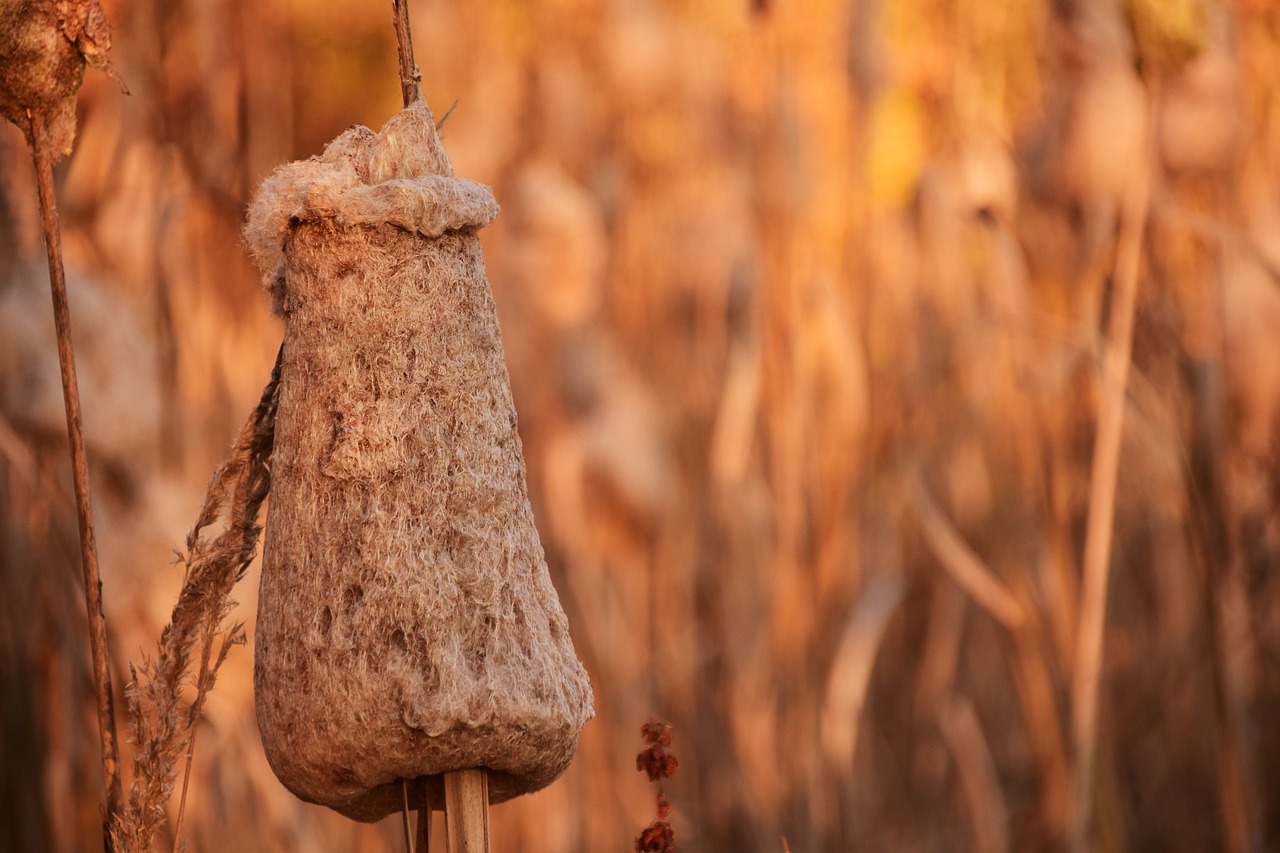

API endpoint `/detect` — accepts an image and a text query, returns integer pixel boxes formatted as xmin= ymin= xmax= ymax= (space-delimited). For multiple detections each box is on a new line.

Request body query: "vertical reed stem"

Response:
xmin=391 ymin=0 xmax=422 ymax=106
xmin=444 ymin=770 xmax=490 ymax=853
xmin=1070 ymin=77 xmax=1159 ymax=851
xmin=393 ymin=6 xmax=454 ymax=846
xmin=402 ymin=778 xmax=416 ymax=853
xmin=28 ymin=108 xmax=125 ymax=851
xmin=417 ymin=782 xmax=432 ymax=853
xmin=388 ymin=8 xmax=492 ymax=848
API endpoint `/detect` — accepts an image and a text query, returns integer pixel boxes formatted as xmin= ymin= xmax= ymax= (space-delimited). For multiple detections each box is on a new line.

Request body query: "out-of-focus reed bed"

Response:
xmin=2 ymin=0 xmax=1278 ymax=850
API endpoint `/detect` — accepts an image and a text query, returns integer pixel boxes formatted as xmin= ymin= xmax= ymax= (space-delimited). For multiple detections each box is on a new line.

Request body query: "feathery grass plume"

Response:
xmin=111 ymin=350 xmax=281 ymax=852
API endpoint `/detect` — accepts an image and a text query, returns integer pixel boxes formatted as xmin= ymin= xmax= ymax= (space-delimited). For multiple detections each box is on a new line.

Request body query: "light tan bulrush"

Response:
xmin=244 ymin=101 xmax=593 ymax=822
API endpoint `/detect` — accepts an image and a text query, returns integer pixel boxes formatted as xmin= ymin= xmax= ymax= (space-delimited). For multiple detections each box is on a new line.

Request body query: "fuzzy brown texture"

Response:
xmin=245 ymin=102 xmax=593 ymax=822
xmin=0 ymin=0 xmax=120 ymax=159
xmin=244 ymin=102 xmax=498 ymax=317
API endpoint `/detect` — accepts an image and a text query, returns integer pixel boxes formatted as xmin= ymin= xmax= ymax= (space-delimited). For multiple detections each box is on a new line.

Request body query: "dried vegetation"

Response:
xmin=2 ymin=0 xmax=1280 ymax=850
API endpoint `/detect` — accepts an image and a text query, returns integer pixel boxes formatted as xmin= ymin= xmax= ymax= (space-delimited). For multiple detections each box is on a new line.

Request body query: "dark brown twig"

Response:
xmin=392 ymin=0 xmax=422 ymax=107
xmin=401 ymin=779 xmax=415 ymax=853
xmin=417 ymin=783 xmax=432 ymax=852
xmin=28 ymin=107 xmax=125 ymax=851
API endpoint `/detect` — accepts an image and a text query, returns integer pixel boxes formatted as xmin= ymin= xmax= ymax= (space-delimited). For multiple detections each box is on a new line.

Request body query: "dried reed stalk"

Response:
xmin=1069 ymin=78 xmax=1159 ymax=851
xmin=444 ymin=770 xmax=491 ymax=853
xmin=27 ymin=110 xmax=127 ymax=850
xmin=938 ymin=697 xmax=1010 ymax=853
xmin=390 ymin=9 xmax=433 ymax=845
xmin=910 ymin=473 xmax=1026 ymax=631
xmin=400 ymin=779 xmax=414 ymax=852
xmin=111 ymin=350 xmax=281 ymax=852
xmin=392 ymin=0 xmax=423 ymax=107
xmin=1 ymin=4 xmax=126 ymax=847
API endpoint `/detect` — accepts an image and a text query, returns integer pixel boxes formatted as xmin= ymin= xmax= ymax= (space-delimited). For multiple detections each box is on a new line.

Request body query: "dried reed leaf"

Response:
xmin=910 ymin=472 xmax=1027 ymax=631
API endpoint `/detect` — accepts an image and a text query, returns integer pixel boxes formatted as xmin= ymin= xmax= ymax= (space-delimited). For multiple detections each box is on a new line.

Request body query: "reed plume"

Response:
xmin=111 ymin=350 xmax=281 ymax=852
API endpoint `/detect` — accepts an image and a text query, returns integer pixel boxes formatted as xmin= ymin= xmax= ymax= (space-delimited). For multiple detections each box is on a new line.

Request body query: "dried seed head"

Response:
xmin=0 ymin=0 xmax=122 ymax=159
xmin=248 ymin=102 xmax=592 ymax=821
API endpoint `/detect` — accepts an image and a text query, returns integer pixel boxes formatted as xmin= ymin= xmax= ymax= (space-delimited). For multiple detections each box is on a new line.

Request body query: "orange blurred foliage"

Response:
xmin=3 ymin=0 xmax=1280 ymax=850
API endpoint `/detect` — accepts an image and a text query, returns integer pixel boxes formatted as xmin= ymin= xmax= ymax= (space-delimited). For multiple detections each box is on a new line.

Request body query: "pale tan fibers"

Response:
xmin=245 ymin=101 xmax=593 ymax=822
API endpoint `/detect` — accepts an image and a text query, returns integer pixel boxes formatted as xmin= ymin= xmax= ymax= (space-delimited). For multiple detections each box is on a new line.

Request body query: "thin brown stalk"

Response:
xmin=1070 ymin=78 xmax=1160 ymax=852
xmin=417 ymin=784 xmax=432 ymax=852
xmin=820 ymin=577 xmax=904 ymax=772
xmin=402 ymin=779 xmax=415 ymax=853
xmin=170 ymin=637 xmax=212 ymax=852
xmin=435 ymin=99 xmax=459 ymax=131
xmin=171 ymin=621 xmax=244 ymax=850
xmin=392 ymin=0 xmax=422 ymax=107
xmin=1010 ymin=624 xmax=1072 ymax=842
xmin=28 ymin=107 xmax=125 ymax=850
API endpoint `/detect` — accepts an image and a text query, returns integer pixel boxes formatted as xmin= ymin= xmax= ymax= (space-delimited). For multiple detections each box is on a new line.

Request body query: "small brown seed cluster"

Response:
xmin=635 ymin=718 xmax=677 ymax=852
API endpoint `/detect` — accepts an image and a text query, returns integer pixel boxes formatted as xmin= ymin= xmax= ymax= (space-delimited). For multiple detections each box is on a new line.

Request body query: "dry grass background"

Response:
xmin=2 ymin=0 xmax=1279 ymax=850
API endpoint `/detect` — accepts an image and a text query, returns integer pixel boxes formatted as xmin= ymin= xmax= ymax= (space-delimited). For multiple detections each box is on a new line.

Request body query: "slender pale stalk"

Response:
xmin=1070 ymin=78 xmax=1159 ymax=852
xmin=444 ymin=771 xmax=490 ymax=853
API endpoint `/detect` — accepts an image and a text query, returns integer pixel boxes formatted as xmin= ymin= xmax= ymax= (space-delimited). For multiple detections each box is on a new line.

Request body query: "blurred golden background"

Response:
xmin=2 ymin=0 xmax=1279 ymax=850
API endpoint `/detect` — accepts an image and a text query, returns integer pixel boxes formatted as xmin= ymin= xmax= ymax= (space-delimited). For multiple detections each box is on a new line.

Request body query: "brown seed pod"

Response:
xmin=244 ymin=101 xmax=593 ymax=822
xmin=0 ymin=0 xmax=122 ymax=159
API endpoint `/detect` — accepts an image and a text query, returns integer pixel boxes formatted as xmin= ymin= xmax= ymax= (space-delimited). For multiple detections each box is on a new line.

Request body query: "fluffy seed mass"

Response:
xmin=245 ymin=101 xmax=593 ymax=822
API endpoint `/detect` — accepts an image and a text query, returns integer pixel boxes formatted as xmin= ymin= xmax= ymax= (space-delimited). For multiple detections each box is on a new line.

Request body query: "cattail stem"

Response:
xmin=28 ymin=108 xmax=125 ymax=852
xmin=390 ymin=9 xmax=492 ymax=850
xmin=444 ymin=770 xmax=490 ymax=853
xmin=417 ymin=782 xmax=432 ymax=852
xmin=1070 ymin=75 xmax=1160 ymax=851
xmin=401 ymin=778 xmax=416 ymax=853
xmin=391 ymin=0 xmax=422 ymax=107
